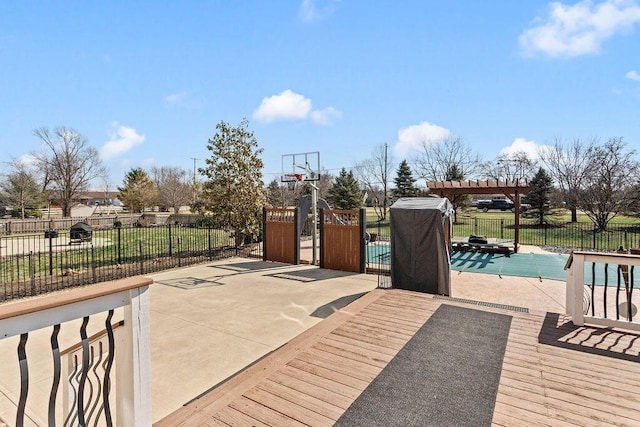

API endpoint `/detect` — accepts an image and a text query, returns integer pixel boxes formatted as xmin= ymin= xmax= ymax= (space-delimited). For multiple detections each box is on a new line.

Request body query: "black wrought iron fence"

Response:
xmin=0 ymin=223 xmax=264 ymax=303
xmin=452 ymin=218 xmax=640 ymax=251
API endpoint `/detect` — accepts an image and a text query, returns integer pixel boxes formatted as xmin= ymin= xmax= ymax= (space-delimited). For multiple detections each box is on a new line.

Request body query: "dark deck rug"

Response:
xmin=335 ymin=304 xmax=512 ymax=427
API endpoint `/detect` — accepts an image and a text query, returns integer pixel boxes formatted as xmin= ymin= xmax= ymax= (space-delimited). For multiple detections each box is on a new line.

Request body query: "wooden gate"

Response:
xmin=263 ymin=208 xmax=300 ymax=265
xmin=319 ymin=208 xmax=366 ymax=273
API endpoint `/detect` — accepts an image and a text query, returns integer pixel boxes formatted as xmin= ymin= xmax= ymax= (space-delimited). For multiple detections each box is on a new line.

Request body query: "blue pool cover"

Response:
xmin=367 ymin=244 xmax=639 ymax=287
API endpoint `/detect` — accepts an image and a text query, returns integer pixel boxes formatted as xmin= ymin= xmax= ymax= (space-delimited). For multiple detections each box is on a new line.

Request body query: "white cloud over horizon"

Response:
xmin=164 ymin=91 xmax=201 ymax=109
xmin=519 ymin=0 xmax=640 ymax=57
xmin=626 ymin=70 xmax=640 ymax=80
xmin=393 ymin=121 xmax=452 ymax=158
xmin=100 ymin=122 xmax=145 ymax=160
xmin=298 ymin=0 xmax=340 ymax=23
xmin=499 ymin=137 xmax=552 ymax=160
xmin=253 ymin=89 xmax=341 ymax=125
xmin=310 ymin=106 xmax=343 ymax=125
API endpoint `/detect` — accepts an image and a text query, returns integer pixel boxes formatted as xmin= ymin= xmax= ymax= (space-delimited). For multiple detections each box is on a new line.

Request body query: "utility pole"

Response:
xmin=190 ymin=157 xmax=199 ymax=205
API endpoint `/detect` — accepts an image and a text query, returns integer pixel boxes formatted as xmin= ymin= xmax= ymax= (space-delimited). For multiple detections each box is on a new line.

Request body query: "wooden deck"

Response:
xmin=156 ymin=288 xmax=640 ymax=426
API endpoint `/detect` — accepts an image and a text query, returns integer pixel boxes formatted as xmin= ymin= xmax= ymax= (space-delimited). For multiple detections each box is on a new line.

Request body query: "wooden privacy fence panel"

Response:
xmin=320 ymin=209 xmax=365 ymax=273
xmin=263 ymin=208 xmax=299 ymax=265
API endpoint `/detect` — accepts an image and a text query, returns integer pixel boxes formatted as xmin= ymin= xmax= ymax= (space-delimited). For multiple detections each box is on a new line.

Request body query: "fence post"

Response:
xmin=593 ymin=226 xmax=597 ymax=250
xmin=177 ymin=238 xmax=181 ymax=268
xmin=500 ymin=219 xmax=504 ymax=240
xmin=474 ymin=217 xmax=478 ymax=235
xmin=294 ymin=207 xmax=301 ymax=265
xmin=117 ymin=227 xmax=122 ymax=265
xmin=262 ymin=207 xmax=267 ymax=262
xmin=359 ymin=209 xmax=366 ymax=273
xmin=29 ymin=251 xmax=36 ymax=296
xmin=49 ymin=235 xmax=54 ymax=276
xmin=319 ymin=208 xmax=325 ymax=269
xmin=208 ymin=226 xmax=212 ymax=261
xmin=138 ymin=240 xmax=144 ymax=275
xmin=91 ymin=245 xmax=97 ymax=283
xmin=544 ymin=221 xmax=548 ymax=246
xmin=168 ymin=224 xmax=173 ymax=257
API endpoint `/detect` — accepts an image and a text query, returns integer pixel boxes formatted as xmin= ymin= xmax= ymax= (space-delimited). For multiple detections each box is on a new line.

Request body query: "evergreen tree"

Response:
xmin=524 ymin=167 xmax=554 ymax=225
xmin=118 ymin=168 xmax=157 ymax=213
xmin=393 ymin=160 xmax=418 ymax=198
xmin=266 ymin=178 xmax=285 ymax=207
xmin=198 ymin=119 xmax=265 ymax=245
xmin=327 ymin=168 xmax=362 ymax=209
xmin=0 ymin=160 xmax=46 ymax=219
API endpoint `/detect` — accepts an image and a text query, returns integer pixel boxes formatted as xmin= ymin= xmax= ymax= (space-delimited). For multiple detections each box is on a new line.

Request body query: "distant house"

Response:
xmin=76 ymin=191 xmax=123 ymax=207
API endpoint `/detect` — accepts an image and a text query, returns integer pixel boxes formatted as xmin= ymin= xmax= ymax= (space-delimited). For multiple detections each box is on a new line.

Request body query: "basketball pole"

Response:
xmin=311 ymin=180 xmax=318 ymax=265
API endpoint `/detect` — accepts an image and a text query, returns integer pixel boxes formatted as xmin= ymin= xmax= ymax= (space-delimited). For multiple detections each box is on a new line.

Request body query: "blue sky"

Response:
xmin=1 ymin=0 xmax=639 ymax=188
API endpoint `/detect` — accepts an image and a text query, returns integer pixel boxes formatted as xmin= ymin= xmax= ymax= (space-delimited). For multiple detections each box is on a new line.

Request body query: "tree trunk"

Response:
xmin=570 ymin=206 xmax=578 ymax=222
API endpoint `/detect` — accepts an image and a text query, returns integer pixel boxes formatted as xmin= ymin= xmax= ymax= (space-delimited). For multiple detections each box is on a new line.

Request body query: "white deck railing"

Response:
xmin=0 ymin=276 xmax=152 ymax=426
xmin=565 ymin=250 xmax=640 ymax=331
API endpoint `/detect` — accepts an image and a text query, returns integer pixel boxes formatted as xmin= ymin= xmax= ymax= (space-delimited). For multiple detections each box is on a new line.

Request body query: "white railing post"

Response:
xmin=0 ymin=277 xmax=152 ymax=426
xmin=567 ymin=252 xmax=585 ymax=326
xmin=116 ymin=285 xmax=151 ymax=427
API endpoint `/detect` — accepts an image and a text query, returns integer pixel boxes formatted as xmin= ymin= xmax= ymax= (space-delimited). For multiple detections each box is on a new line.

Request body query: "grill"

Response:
xmin=69 ymin=221 xmax=92 ymax=244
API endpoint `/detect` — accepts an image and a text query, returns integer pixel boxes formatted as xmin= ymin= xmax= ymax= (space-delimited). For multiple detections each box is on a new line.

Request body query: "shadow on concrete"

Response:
xmin=311 ymin=292 xmax=369 ymax=319
xmin=266 ymin=268 xmax=357 ymax=283
xmin=538 ymin=312 xmax=640 ymax=362
xmin=155 ymin=276 xmax=226 ymax=290
xmin=212 ymin=260 xmax=288 ymax=272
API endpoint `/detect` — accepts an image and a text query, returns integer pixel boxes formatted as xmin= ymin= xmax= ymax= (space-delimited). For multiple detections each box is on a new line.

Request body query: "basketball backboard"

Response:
xmin=281 ymin=151 xmax=320 ymax=182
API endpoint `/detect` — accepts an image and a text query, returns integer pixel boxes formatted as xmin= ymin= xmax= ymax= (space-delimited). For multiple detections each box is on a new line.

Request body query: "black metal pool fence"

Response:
xmin=3 ymin=215 xmax=638 ymax=303
xmin=365 ymin=217 xmax=640 ymax=253
xmin=0 ymin=223 xmax=263 ymax=303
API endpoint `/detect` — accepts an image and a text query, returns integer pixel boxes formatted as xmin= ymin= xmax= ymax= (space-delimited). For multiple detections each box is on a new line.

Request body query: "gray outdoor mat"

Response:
xmin=334 ymin=304 xmax=512 ymax=427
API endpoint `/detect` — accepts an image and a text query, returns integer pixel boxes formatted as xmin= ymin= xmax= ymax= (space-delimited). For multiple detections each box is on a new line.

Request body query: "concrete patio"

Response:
xmin=0 ymin=254 xmax=569 ymax=425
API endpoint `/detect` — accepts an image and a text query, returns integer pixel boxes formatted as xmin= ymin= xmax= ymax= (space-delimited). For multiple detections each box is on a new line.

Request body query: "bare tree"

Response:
xmin=151 ymin=166 xmax=193 ymax=213
xmin=413 ymin=137 xmax=482 ymax=214
xmin=483 ymin=151 xmax=537 ymax=182
xmin=413 ymin=137 xmax=482 ymax=183
xmin=354 ymin=143 xmax=392 ymax=220
xmin=33 ymin=126 xmax=106 ymax=217
xmin=576 ymin=138 xmax=638 ymax=231
xmin=539 ymin=138 xmax=596 ymax=222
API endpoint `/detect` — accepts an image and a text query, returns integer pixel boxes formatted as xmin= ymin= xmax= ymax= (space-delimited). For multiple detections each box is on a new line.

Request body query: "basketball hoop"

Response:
xmin=283 ymin=173 xmax=303 ymax=182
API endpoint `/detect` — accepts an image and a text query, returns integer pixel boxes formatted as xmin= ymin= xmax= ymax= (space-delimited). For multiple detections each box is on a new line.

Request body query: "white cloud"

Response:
xmin=253 ymin=90 xmax=312 ymax=123
xmin=100 ymin=122 xmax=145 ymax=160
xmin=18 ymin=153 xmax=38 ymax=168
xmin=626 ymin=70 xmax=640 ymax=80
xmin=164 ymin=91 xmax=200 ymax=109
xmin=500 ymin=137 xmax=553 ymax=160
xmin=519 ymin=0 xmax=640 ymax=57
xmin=310 ymin=106 xmax=342 ymax=125
xmin=298 ymin=0 xmax=340 ymax=23
xmin=393 ymin=121 xmax=452 ymax=158
xmin=253 ymin=89 xmax=341 ymax=125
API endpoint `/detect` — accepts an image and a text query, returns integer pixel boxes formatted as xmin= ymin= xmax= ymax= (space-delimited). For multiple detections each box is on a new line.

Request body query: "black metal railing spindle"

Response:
xmin=49 ymin=324 xmax=62 ymax=426
xmin=16 ymin=333 xmax=29 ymax=427
xmin=77 ymin=316 xmax=90 ymax=426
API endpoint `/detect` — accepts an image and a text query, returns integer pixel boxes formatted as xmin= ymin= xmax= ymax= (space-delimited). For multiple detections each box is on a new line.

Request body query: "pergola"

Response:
xmin=427 ymin=179 xmax=533 ymax=253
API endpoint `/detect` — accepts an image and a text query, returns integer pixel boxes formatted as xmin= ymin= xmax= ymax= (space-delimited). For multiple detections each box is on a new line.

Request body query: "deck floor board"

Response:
xmin=156 ymin=288 xmax=640 ymax=427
